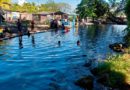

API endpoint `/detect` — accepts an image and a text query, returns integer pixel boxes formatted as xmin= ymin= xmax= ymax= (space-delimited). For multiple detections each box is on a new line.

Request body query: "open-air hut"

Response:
xmin=38 ymin=12 xmax=52 ymax=23
xmin=54 ymin=11 xmax=68 ymax=20
xmin=32 ymin=12 xmax=53 ymax=24
xmin=32 ymin=11 xmax=69 ymax=24
xmin=20 ymin=12 xmax=32 ymax=21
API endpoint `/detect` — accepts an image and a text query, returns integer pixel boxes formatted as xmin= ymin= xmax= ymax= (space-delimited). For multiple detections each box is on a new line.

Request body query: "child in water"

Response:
xmin=58 ymin=41 xmax=61 ymax=46
xmin=77 ymin=40 xmax=80 ymax=46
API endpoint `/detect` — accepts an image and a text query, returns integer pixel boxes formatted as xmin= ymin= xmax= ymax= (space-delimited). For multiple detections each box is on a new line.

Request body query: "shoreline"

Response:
xmin=0 ymin=29 xmax=50 ymax=41
xmin=0 ymin=23 xmax=127 ymax=41
xmin=79 ymin=22 xmax=127 ymax=25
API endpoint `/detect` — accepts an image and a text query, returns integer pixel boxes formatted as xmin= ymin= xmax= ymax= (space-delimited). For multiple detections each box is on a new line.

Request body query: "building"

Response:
xmin=0 ymin=0 xmax=11 ymax=24
xmin=32 ymin=11 xmax=69 ymax=24
xmin=54 ymin=11 xmax=68 ymax=20
xmin=20 ymin=12 xmax=32 ymax=21
xmin=32 ymin=12 xmax=51 ymax=24
xmin=3 ymin=10 xmax=20 ymax=22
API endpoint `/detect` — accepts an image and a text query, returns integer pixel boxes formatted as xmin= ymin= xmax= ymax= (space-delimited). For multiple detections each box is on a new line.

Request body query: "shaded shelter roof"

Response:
xmin=54 ymin=11 xmax=67 ymax=15
xmin=33 ymin=11 xmax=68 ymax=16
xmin=38 ymin=11 xmax=52 ymax=15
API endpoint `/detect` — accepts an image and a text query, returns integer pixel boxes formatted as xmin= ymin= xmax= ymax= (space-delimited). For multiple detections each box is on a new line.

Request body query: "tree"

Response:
xmin=57 ymin=3 xmax=71 ymax=13
xmin=11 ymin=3 xmax=21 ymax=11
xmin=124 ymin=0 xmax=130 ymax=46
xmin=76 ymin=0 xmax=95 ymax=19
xmin=76 ymin=0 xmax=109 ymax=19
xmin=0 ymin=0 xmax=11 ymax=10
xmin=125 ymin=0 xmax=130 ymax=27
xmin=107 ymin=0 xmax=126 ymax=15
xmin=39 ymin=0 xmax=71 ymax=13
xmin=12 ymin=2 xmax=38 ymax=13
xmin=11 ymin=0 xmax=71 ymax=13
xmin=22 ymin=3 xmax=38 ymax=13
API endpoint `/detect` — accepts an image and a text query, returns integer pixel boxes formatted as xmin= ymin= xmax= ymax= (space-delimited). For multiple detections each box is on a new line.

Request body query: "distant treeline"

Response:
xmin=11 ymin=0 xmax=71 ymax=13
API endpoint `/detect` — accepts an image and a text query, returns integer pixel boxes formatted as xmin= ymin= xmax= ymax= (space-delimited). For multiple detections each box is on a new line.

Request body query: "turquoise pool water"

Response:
xmin=0 ymin=25 xmax=127 ymax=90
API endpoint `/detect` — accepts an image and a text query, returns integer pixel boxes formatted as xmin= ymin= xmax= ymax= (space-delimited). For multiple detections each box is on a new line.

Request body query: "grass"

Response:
xmin=97 ymin=54 xmax=130 ymax=88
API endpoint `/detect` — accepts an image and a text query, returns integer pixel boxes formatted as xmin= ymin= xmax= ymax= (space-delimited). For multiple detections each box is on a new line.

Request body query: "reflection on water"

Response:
xmin=31 ymin=34 xmax=35 ymax=47
xmin=0 ymin=25 xmax=127 ymax=90
xmin=79 ymin=25 xmax=126 ymax=60
xmin=19 ymin=36 xmax=23 ymax=49
xmin=58 ymin=41 xmax=61 ymax=47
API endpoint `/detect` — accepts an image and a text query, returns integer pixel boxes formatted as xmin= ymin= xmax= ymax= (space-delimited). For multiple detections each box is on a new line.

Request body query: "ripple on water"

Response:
xmin=0 ymin=25 xmax=127 ymax=90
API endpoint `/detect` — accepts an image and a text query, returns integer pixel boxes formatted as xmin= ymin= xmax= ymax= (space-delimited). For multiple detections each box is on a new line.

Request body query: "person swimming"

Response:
xmin=58 ymin=41 xmax=61 ymax=46
xmin=77 ymin=40 xmax=80 ymax=46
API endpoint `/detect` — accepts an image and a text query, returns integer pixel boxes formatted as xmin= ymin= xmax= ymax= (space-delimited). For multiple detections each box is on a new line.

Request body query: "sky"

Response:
xmin=12 ymin=0 xmax=81 ymax=10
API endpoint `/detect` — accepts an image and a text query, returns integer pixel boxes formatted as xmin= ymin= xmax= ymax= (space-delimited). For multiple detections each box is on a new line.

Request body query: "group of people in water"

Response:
xmin=17 ymin=19 xmax=35 ymax=49
xmin=50 ymin=19 xmax=69 ymax=30
xmin=17 ymin=18 xmax=80 ymax=49
xmin=0 ymin=18 xmax=35 ymax=39
xmin=1 ymin=18 xmax=80 ymax=49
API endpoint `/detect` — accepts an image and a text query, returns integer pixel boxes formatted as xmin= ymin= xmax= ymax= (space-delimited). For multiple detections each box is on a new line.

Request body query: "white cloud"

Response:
xmin=18 ymin=0 xmax=27 ymax=6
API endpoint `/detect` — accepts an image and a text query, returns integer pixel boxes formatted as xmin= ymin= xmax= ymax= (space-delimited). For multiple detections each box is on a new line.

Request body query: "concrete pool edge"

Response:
xmin=0 ymin=29 xmax=52 ymax=41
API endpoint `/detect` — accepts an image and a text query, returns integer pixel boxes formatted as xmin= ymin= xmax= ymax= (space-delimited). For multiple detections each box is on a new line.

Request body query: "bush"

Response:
xmin=125 ymin=0 xmax=130 ymax=27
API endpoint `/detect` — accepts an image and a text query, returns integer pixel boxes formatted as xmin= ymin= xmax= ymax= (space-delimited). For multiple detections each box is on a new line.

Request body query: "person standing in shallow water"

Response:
xmin=31 ymin=20 xmax=35 ymax=31
xmin=17 ymin=19 xmax=22 ymax=33
xmin=27 ymin=30 xmax=31 ymax=37
xmin=58 ymin=41 xmax=61 ymax=47
xmin=17 ymin=19 xmax=23 ymax=42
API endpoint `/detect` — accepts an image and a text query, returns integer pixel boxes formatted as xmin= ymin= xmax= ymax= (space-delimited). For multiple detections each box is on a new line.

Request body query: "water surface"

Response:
xmin=0 ymin=25 xmax=126 ymax=90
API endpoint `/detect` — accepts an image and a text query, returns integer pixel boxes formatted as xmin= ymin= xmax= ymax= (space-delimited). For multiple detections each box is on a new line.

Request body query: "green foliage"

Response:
xmin=97 ymin=55 xmax=130 ymax=87
xmin=124 ymin=28 xmax=130 ymax=46
xmin=11 ymin=3 xmax=38 ymax=13
xmin=0 ymin=0 xmax=11 ymax=10
xmin=124 ymin=0 xmax=130 ymax=46
xmin=11 ymin=0 xmax=71 ymax=13
xmin=68 ymin=16 xmax=73 ymax=21
xmin=76 ymin=0 xmax=126 ymax=20
xmin=39 ymin=1 xmax=71 ymax=12
xmin=76 ymin=0 xmax=109 ymax=19
xmin=125 ymin=0 xmax=130 ymax=27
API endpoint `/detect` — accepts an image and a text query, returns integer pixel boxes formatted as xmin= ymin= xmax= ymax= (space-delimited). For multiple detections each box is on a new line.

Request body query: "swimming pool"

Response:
xmin=0 ymin=25 xmax=127 ymax=90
